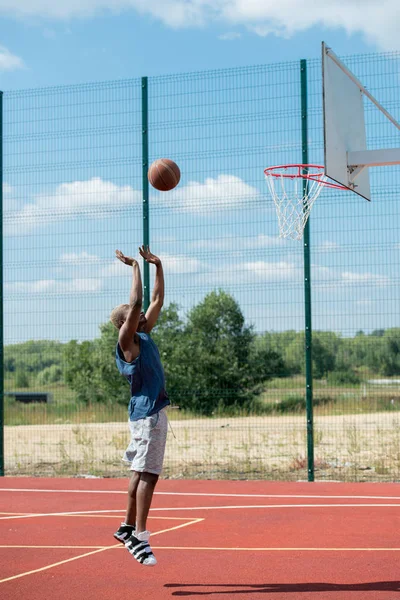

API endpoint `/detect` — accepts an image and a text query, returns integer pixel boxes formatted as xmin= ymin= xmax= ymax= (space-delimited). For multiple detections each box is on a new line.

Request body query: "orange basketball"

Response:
xmin=148 ymin=158 xmax=181 ymax=192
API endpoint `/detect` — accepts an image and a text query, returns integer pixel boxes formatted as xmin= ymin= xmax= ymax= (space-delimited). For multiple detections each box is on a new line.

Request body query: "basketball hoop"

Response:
xmin=264 ymin=164 xmax=347 ymax=240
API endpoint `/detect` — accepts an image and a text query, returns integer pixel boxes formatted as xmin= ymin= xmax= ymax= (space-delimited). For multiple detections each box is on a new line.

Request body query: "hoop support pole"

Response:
xmin=348 ymin=148 xmax=400 ymax=168
xmin=300 ymin=58 xmax=314 ymax=483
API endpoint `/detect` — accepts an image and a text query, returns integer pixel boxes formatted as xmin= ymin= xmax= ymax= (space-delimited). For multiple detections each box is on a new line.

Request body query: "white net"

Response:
xmin=265 ymin=172 xmax=326 ymax=240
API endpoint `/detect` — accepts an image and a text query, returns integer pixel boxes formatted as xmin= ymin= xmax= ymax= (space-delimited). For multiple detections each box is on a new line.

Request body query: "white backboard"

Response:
xmin=322 ymin=42 xmax=371 ymax=201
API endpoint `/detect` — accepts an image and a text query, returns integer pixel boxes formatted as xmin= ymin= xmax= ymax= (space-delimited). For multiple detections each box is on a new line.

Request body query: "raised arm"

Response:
xmin=139 ymin=245 xmax=164 ymax=333
xmin=115 ymin=249 xmax=142 ymax=360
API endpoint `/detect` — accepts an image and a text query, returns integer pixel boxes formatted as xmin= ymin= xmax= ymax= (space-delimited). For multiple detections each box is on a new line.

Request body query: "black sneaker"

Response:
xmin=125 ymin=530 xmax=157 ymax=566
xmin=114 ymin=522 xmax=135 ymax=544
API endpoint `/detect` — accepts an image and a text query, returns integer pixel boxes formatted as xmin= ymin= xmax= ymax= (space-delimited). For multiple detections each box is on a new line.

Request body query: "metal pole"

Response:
xmin=0 ymin=91 xmax=4 ymax=476
xmin=300 ymin=60 xmax=314 ymax=482
xmin=141 ymin=77 xmax=150 ymax=311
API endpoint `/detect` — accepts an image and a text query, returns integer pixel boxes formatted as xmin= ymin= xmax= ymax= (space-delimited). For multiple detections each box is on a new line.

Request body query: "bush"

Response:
xmin=272 ymin=394 xmax=335 ymax=414
xmin=15 ymin=369 xmax=29 ymax=388
xmin=327 ymin=369 xmax=361 ymax=385
xmin=276 ymin=394 xmax=305 ymax=412
xmin=36 ymin=365 xmax=63 ymax=385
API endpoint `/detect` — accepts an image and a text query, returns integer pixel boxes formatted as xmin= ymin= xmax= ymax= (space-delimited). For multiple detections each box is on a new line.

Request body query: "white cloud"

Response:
xmin=312 ymin=264 xmax=333 ymax=281
xmin=0 ymin=0 xmax=205 ymax=22
xmin=312 ymin=264 xmax=390 ymax=289
xmin=192 ymin=233 xmax=281 ymax=251
xmin=243 ymin=260 xmax=299 ymax=281
xmin=6 ymin=278 xmax=102 ymax=294
xmin=218 ymin=31 xmax=241 ymax=41
xmin=0 ymin=0 xmax=397 ymax=50
xmin=7 ymin=174 xmax=256 ymax=236
xmin=3 ymin=182 xmax=17 ymax=208
xmin=101 ymin=253 xmax=203 ymax=278
xmin=5 ymin=177 xmax=141 ymax=235
xmin=37 ymin=177 xmax=139 ymax=212
xmin=223 ymin=0 xmax=400 ymax=50
xmin=3 ymin=183 xmax=27 ymax=212
xmin=165 ymin=174 xmax=260 ymax=214
xmin=3 ymin=182 xmax=13 ymax=196
xmin=356 ymin=299 xmax=374 ymax=307
xmin=101 ymin=260 xmax=131 ymax=278
xmin=60 ymin=251 xmax=101 ymax=265
xmin=193 ymin=258 xmax=301 ymax=288
xmin=341 ymin=271 xmax=389 ymax=286
xmin=0 ymin=45 xmax=24 ymax=71
xmin=159 ymin=253 xmax=203 ymax=274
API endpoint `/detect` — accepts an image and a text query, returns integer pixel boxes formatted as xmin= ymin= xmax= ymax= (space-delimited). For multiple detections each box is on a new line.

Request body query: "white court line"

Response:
xmin=0 ymin=512 xmax=195 ymax=520
xmin=1 ymin=545 xmax=399 ymax=552
xmin=0 ymin=545 xmax=112 ymax=549
xmin=152 ymin=546 xmax=400 ymax=552
xmin=0 ymin=510 xmax=198 ymax=521
xmin=1 ymin=504 xmax=399 ymax=522
xmin=149 ymin=503 xmax=400 ymax=511
xmin=0 ymin=545 xmax=118 ymax=584
xmin=0 ymin=518 xmax=203 ymax=584
xmin=1 ymin=488 xmax=400 ymax=500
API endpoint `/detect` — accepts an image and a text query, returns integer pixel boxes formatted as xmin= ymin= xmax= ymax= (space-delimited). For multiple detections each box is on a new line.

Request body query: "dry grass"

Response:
xmin=4 ymin=411 xmax=400 ymax=481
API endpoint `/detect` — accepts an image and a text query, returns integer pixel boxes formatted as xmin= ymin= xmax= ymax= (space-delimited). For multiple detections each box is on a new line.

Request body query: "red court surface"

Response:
xmin=1 ymin=477 xmax=399 ymax=600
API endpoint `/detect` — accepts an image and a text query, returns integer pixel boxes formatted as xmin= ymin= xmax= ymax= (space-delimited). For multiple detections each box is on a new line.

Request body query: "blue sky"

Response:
xmin=1 ymin=1 xmax=400 ymax=343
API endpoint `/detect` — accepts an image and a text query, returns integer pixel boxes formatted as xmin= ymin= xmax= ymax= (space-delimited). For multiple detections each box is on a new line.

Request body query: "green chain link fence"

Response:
xmin=1 ymin=51 xmax=399 ymax=481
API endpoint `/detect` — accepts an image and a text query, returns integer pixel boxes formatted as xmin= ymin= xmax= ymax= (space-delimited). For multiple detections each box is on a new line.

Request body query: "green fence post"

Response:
xmin=0 ymin=90 xmax=3 ymax=476
xmin=300 ymin=60 xmax=314 ymax=482
xmin=142 ymin=77 xmax=150 ymax=311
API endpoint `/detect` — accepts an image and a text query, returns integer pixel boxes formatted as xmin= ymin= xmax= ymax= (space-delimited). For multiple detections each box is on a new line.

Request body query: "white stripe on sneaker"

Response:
xmin=125 ymin=533 xmax=157 ymax=566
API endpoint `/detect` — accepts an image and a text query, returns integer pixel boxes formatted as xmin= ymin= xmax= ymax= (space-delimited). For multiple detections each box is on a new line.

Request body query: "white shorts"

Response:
xmin=122 ymin=409 xmax=168 ymax=475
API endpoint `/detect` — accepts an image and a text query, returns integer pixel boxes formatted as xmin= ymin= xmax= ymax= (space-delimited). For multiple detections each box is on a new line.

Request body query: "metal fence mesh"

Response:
xmin=307 ymin=52 xmax=400 ymax=480
xmin=3 ymin=52 xmax=400 ymax=481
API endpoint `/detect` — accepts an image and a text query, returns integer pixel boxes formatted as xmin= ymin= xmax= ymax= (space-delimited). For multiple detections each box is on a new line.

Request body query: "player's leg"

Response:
xmin=125 ymin=472 xmax=159 ymax=566
xmin=126 ymin=470 xmax=141 ymax=525
xmin=114 ymin=471 xmax=140 ymax=543
xmin=136 ymin=472 xmax=159 ymax=532
xmin=114 ymin=419 xmax=141 ymax=544
xmin=124 ymin=410 xmax=168 ymax=566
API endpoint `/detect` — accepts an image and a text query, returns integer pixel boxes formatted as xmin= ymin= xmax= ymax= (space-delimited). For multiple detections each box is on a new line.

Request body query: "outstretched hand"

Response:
xmin=139 ymin=245 xmax=161 ymax=266
xmin=115 ymin=249 xmax=137 ymax=267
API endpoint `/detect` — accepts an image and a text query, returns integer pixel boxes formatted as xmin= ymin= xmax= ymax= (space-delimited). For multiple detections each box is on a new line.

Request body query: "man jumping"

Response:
xmin=110 ymin=245 xmax=170 ymax=566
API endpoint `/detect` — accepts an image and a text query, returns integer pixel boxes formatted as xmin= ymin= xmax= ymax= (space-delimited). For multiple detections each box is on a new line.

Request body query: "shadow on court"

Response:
xmin=164 ymin=581 xmax=400 ymax=595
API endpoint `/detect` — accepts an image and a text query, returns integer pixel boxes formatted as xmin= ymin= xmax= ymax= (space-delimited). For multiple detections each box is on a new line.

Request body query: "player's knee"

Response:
xmin=128 ymin=471 xmax=140 ymax=496
xmin=140 ymin=471 xmax=159 ymax=488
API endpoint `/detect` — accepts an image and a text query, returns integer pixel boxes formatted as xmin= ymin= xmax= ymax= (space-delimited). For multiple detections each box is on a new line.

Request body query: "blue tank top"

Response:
xmin=115 ymin=332 xmax=170 ymax=421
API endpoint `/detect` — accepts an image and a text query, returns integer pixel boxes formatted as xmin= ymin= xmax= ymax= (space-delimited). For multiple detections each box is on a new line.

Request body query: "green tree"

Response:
xmin=284 ymin=331 xmax=342 ymax=379
xmin=248 ymin=334 xmax=287 ymax=382
xmin=5 ymin=340 xmax=64 ymax=374
xmin=377 ymin=328 xmax=400 ymax=376
xmin=62 ymin=294 xmax=309 ymax=416
xmin=312 ymin=332 xmax=341 ymax=378
xmin=174 ymin=290 xmax=256 ymax=414
xmin=63 ymin=308 xmax=186 ymax=410
xmin=15 ymin=369 xmax=29 ymax=388
xmin=284 ymin=333 xmax=305 ymax=375
xmin=150 ymin=303 xmax=186 ymax=398
xmin=36 ymin=365 xmax=63 ymax=385
xmin=63 ymin=340 xmax=100 ymax=405
xmin=91 ymin=321 xmax=132 ymax=406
